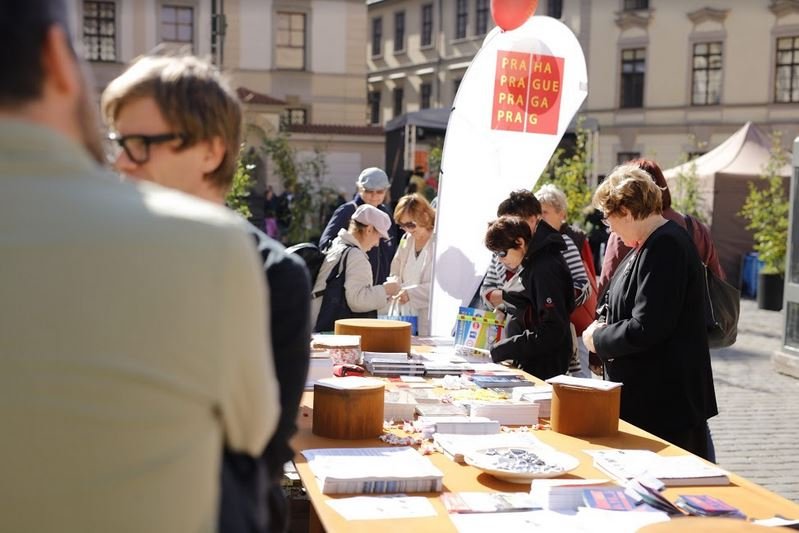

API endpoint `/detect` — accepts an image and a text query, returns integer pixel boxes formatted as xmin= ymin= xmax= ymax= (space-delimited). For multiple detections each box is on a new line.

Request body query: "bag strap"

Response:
xmin=312 ymin=245 xmax=355 ymax=298
xmin=684 ymin=215 xmax=718 ymax=324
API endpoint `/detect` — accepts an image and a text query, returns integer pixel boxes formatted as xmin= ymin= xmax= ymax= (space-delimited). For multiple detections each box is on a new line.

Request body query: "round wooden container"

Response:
xmin=334 ymin=318 xmax=411 ymax=353
xmin=550 ymin=383 xmax=620 ymax=437
xmin=312 ymin=382 xmax=385 ymax=439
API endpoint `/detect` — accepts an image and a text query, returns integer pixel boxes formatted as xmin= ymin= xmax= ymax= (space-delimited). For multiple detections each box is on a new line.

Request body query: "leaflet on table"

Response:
xmin=434 ymin=431 xmax=546 ymax=463
xmin=441 ymin=492 xmax=538 ymax=513
xmin=300 ymin=447 xmax=444 ymax=495
xmin=326 ymin=495 xmax=437 ymax=520
xmin=546 ymin=374 xmax=623 ymax=391
xmin=447 ymin=509 xmax=669 ymax=533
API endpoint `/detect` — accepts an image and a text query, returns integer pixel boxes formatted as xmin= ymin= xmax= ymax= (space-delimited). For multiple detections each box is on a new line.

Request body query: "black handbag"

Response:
xmin=314 ymin=246 xmax=377 ymax=332
xmin=684 ymin=215 xmax=740 ymax=348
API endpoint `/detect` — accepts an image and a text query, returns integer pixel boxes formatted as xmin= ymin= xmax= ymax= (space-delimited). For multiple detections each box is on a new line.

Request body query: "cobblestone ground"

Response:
xmin=708 ymin=298 xmax=799 ymax=504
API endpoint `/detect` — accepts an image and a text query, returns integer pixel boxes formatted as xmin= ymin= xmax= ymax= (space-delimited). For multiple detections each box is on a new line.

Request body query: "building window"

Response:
xmin=421 ymin=4 xmax=433 ymax=47
xmin=620 ymin=48 xmax=645 ymax=108
xmin=394 ymin=11 xmax=405 ymax=53
xmin=372 ymin=17 xmax=383 ymax=56
xmin=161 ymin=5 xmax=194 ymax=50
xmin=82 ymin=1 xmax=116 ymax=62
xmin=281 ymin=108 xmax=307 ymax=126
xmin=623 ymin=0 xmax=648 ymax=10
xmin=453 ymin=77 xmax=462 ymax=102
xmin=275 ymin=12 xmax=305 ymax=70
xmin=421 ymin=83 xmax=432 ymax=109
xmin=393 ymin=87 xmax=404 ymax=118
xmin=692 ymin=42 xmax=722 ymax=105
xmin=687 ymin=151 xmax=706 ymax=160
xmin=616 ymin=151 xmax=640 ymax=165
xmin=368 ymin=91 xmax=381 ymax=125
xmin=775 ymin=36 xmax=799 ymax=103
xmin=548 ymin=0 xmax=563 ymax=19
xmin=456 ymin=0 xmax=468 ymax=40
xmin=475 ymin=0 xmax=489 ymax=35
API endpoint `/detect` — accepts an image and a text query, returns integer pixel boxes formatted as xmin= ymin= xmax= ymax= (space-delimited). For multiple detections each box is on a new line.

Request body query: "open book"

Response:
xmin=589 ymin=450 xmax=730 ymax=486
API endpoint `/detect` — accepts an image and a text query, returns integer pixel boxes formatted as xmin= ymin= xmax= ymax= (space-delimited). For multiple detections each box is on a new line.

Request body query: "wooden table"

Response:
xmin=292 ymin=391 xmax=799 ymax=533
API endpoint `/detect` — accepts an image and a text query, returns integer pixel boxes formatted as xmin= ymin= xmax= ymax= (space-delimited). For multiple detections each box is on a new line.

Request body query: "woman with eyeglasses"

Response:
xmin=581 ymin=164 xmax=718 ymax=461
xmin=484 ymin=215 xmax=575 ymax=380
xmin=386 ymin=194 xmax=436 ymax=336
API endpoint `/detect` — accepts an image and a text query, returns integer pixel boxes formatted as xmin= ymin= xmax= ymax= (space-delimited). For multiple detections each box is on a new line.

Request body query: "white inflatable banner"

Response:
xmin=429 ymin=15 xmax=588 ymax=337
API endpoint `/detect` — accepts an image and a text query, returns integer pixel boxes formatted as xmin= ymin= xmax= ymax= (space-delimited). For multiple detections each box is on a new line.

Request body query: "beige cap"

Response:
xmin=352 ymin=204 xmax=391 ymax=240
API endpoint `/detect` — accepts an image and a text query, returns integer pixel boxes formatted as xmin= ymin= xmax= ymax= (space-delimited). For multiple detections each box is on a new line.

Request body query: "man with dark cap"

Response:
xmin=0 ymin=2 xmax=278 ymax=531
xmin=319 ymin=167 xmax=397 ymax=284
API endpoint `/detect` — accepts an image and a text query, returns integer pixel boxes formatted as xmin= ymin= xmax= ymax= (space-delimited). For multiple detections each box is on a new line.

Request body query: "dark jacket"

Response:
xmin=219 ymin=224 xmax=312 ymax=533
xmin=593 ymin=221 xmax=718 ymax=439
xmin=318 ymin=195 xmax=395 ymax=284
xmin=491 ymin=222 xmax=575 ymax=380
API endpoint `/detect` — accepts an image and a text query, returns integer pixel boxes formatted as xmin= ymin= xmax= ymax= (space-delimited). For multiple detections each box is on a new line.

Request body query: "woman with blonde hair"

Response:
xmin=388 ymin=193 xmax=436 ymax=336
xmin=582 ymin=164 xmax=718 ymax=460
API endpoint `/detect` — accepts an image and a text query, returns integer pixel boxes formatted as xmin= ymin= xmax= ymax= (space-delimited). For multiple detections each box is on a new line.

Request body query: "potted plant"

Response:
xmin=738 ymin=132 xmax=789 ymax=311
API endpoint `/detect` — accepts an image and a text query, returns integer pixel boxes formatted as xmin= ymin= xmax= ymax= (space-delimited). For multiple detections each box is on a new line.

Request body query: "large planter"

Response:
xmin=757 ymin=272 xmax=784 ymax=311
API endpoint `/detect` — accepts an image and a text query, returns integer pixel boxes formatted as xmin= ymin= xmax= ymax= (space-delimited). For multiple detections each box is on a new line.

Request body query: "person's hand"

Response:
xmin=581 ymin=320 xmax=605 ymax=353
xmin=383 ymin=280 xmax=400 ymax=297
xmin=487 ymin=289 xmax=503 ymax=308
xmin=396 ymin=289 xmax=410 ymax=304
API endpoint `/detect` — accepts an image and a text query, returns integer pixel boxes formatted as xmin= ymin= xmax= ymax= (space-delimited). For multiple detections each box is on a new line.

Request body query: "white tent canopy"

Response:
xmin=663 ymin=121 xmax=790 ymax=285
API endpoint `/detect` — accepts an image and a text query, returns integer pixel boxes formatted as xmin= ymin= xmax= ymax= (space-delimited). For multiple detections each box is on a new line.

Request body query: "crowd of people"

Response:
xmin=1 ymin=1 xmax=722 ymax=531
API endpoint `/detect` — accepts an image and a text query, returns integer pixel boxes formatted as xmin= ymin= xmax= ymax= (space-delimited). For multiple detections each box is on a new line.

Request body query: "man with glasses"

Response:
xmin=102 ymin=53 xmax=311 ymax=532
xmin=0 ymin=2 xmax=278 ymax=531
xmin=319 ymin=167 xmax=397 ymax=284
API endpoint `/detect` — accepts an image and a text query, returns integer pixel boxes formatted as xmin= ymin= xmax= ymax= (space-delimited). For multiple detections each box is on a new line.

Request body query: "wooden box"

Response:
xmin=312 ymin=382 xmax=385 ymax=439
xmin=334 ymin=318 xmax=411 ymax=353
xmin=550 ymin=382 xmax=620 ymax=437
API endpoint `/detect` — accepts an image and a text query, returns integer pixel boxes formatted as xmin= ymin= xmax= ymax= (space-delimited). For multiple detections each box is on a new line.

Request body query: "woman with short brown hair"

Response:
xmin=582 ymin=164 xmax=718 ymax=460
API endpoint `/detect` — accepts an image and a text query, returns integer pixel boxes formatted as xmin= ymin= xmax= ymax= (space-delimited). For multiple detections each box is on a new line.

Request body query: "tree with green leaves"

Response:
xmin=738 ymin=132 xmax=789 ymax=275
xmin=535 ymin=119 xmax=593 ymax=225
xmin=224 ymin=146 xmax=255 ymax=218
xmin=670 ymin=155 xmax=708 ymax=223
xmin=250 ymin=128 xmax=337 ymax=245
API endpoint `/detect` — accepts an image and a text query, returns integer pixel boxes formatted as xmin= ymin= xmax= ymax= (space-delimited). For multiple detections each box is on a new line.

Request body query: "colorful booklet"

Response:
xmin=674 ymin=494 xmax=746 ymax=519
xmin=582 ymin=488 xmax=641 ymax=511
xmin=441 ymin=492 xmax=538 ymax=513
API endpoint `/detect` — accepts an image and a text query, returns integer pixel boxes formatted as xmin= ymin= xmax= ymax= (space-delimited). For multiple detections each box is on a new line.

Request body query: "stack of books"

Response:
xmin=512 ymin=385 xmax=553 ymax=418
xmin=470 ymin=374 xmax=535 ymax=389
xmin=364 ymin=357 xmax=425 ymax=377
xmin=529 ymin=479 xmax=614 ymax=511
xmin=300 ymin=446 xmax=444 ymax=494
xmin=465 ymin=400 xmax=540 ymax=425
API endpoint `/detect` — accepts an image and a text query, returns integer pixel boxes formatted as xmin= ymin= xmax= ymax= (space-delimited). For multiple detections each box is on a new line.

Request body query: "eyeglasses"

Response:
xmin=398 ymin=221 xmax=417 ymax=230
xmin=493 ymin=250 xmax=508 ymax=258
xmin=107 ymin=132 xmax=186 ymax=165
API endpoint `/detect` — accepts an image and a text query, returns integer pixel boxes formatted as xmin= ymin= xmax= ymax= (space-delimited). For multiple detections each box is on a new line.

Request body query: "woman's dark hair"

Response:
xmin=0 ymin=0 xmax=71 ymax=107
xmin=485 ymin=216 xmax=532 ymax=254
xmin=497 ymin=190 xmax=542 ymax=218
xmin=627 ymin=158 xmax=671 ymax=210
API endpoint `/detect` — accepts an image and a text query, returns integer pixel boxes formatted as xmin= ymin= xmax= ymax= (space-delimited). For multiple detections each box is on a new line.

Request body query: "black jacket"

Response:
xmin=318 ymin=196 xmax=396 ymax=284
xmin=491 ymin=221 xmax=575 ymax=380
xmin=593 ymin=221 xmax=718 ymax=437
xmin=220 ymin=224 xmax=312 ymax=533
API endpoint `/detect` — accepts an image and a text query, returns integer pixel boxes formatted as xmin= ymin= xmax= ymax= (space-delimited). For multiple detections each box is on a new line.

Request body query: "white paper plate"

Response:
xmin=464 ymin=446 xmax=580 ymax=484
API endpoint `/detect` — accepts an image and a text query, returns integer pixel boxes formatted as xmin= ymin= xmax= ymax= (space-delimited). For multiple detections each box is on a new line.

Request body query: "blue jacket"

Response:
xmin=318 ymin=195 xmax=396 ymax=284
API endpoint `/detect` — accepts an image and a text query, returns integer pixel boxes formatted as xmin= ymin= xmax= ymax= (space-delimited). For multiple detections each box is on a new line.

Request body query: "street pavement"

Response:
xmin=708 ymin=298 xmax=799 ymax=504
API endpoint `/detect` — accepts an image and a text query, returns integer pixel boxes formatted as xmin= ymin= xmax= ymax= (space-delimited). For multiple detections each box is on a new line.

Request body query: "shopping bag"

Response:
xmin=378 ymin=298 xmax=419 ymax=336
xmin=453 ymin=306 xmax=504 ymax=350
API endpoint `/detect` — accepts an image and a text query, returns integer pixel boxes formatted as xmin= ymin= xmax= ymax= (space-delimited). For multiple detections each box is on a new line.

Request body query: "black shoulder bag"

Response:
xmin=314 ymin=246 xmax=377 ymax=332
xmin=684 ymin=215 xmax=740 ymax=348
